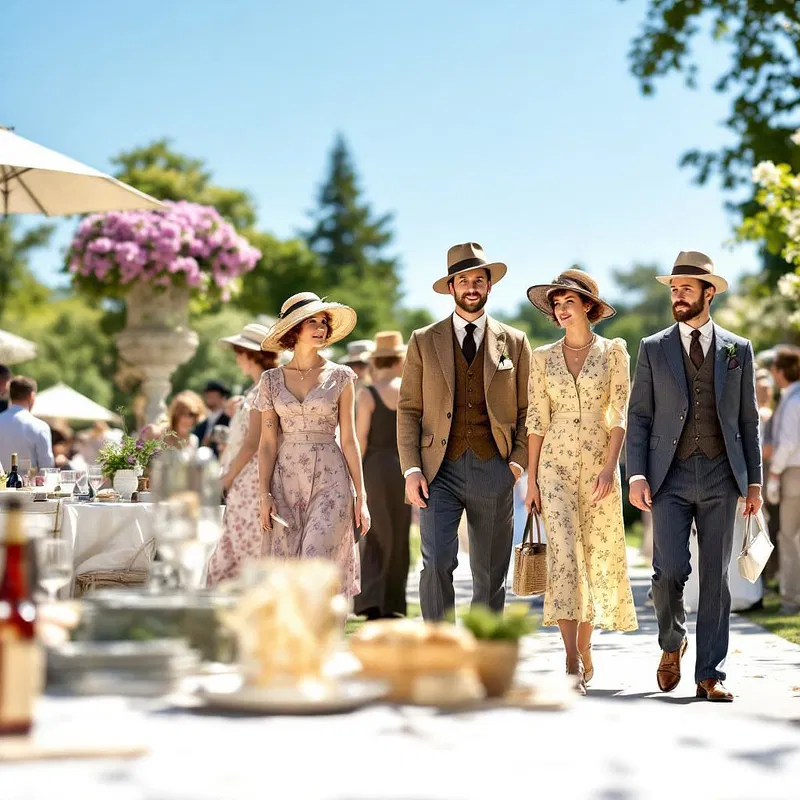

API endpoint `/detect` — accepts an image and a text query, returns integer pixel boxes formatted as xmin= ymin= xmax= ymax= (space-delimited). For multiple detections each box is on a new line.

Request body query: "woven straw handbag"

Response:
xmin=512 ymin=510 xmax=547 ymax=596
xmin=75 ymin=537 xmax=156 ymax=597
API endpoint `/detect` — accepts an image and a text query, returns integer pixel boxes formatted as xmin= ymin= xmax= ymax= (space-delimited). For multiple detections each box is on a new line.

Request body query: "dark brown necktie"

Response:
xmin=462 ymin=322 xmax=477 ymax=364
xmin=690 ymin=329 xmax=704 ymax=370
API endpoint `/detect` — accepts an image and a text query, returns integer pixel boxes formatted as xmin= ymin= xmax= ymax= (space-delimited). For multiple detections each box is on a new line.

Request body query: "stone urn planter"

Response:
xmin=474 ymin=640 xmax=520 ymax=698
xmin=116 ymin=283 xmax=199 ymax=425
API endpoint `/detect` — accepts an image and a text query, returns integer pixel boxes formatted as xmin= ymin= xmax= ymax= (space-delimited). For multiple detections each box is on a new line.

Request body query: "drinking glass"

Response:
xmin=41 ymin=468 xmax=60 ymax=493
xmin=88 ymin=466 xmax=104 ymax=495
xmin=75 ymin=470 xmax=89 ymax=496
xmin=59 ymin=470 xmax=77 ymax=496
xmin=19 ymin=457 xmax=32 ymax=488
xmin=36 ymin=538 xmax=73 ymax=602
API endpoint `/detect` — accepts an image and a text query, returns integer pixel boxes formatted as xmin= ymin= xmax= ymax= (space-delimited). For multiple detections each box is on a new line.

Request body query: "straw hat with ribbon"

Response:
xmin=656 ymin=250 xmax=728 ymax=293
xmin=370 ymin=330 xmax=407 ymax=360
xmin=432 ymin=242 xmax=507 ymax=295
xmin=219 ymin=323 xmax=279 ymax=353
xmin=526 ymin=268 xmax=616 ymax=321
xmin=260 ymin=292 xmax=357 ymax=351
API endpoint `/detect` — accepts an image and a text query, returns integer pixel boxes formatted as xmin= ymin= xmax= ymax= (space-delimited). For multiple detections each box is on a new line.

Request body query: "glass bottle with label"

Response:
xmin=5 ymin=454 xmax=22 ymax=490
xmin=0 ymin=497 xmax=43 ymax=735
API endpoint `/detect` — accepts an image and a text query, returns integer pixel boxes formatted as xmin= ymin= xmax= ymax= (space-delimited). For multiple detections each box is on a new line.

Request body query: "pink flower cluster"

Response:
xmin=68 ymin=201 xmax=261 ymax=300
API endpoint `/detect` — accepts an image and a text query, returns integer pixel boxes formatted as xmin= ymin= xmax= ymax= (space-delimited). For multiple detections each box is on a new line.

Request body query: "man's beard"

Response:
xmin=672 ymin=296 xmax=706 ymax=322
xmin=455 ymin=291 xmax=487 ymax=314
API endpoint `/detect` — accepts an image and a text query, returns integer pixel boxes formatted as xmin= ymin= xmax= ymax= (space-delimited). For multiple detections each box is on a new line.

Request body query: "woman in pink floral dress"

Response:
xmin=255 ymin=292 xmax=371 ymax=597
xmin=206 ymin=323 xmax=279 ymax=587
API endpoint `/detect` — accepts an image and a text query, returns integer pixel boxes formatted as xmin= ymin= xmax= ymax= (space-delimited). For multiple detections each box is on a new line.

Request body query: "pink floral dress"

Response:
xmin=206 ymin=385 xmax=264 ymax=587
xmin=252 ymin=363 xmax=360 ymax=597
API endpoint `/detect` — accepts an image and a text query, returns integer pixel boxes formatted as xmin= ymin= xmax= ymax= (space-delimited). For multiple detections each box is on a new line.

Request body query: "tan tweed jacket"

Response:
xmin=397 ymin=315 xmax=531 ymax=483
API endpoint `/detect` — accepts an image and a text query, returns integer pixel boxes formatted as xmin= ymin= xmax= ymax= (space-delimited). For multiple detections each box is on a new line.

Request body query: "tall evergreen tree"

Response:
xmin=304 ymin=135 xmax=402 ymax=337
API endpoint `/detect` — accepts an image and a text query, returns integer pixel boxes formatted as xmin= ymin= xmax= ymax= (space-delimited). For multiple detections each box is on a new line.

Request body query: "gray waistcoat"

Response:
xmin=675 ymin=338 xmax=725 ymax=460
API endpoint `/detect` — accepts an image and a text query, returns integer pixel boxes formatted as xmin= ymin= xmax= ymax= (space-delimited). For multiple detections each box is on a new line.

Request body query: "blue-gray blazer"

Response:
xmin=626 ymin=322 xmax=761 ymax=497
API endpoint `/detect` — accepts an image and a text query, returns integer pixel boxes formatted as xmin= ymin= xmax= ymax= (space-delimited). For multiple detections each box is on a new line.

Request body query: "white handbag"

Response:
xmin=737 ymin=510 xmax=774 ymax=584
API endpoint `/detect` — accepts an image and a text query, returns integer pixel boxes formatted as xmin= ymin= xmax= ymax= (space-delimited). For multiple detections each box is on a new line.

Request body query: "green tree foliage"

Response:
xmin=0 ymin=219 xmax=54 ymax=322
xmin=303 ymin=135 xmax=403 ymax=338
xmin=626 ymin=1 xmax=800 ymax=191
xmin=111 ymin=139 xmax=257 ymax=230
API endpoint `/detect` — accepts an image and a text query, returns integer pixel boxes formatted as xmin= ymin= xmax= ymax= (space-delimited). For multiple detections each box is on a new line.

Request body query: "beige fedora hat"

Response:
xmin=656 ymin=250 xmax=728 ymax=293
xmin=527 ymin=268 xmax=616 ymax=321
xmin=260 ymin=292 xmax=357 ymax=351
xmin=219 ymin=323 xmax=279 ymax=352
xmin=370 ymin=330 xmax=407 ymax=359
xmin=339 ymin=339 xmax=376 ymax=365
xmin=432 ymin=242 xmax=507 ymax=295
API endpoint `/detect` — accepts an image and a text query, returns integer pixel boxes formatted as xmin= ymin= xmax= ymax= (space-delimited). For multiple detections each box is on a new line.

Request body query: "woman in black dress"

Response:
xmin=354 ymin=331 xmax=411 ymax=619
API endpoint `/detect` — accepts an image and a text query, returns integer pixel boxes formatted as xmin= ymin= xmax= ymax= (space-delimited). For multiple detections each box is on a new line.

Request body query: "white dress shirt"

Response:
xmin=629 ymin=319 xmax=758 ymax=488
xmin=678 ymin=318 xmax=714 ymax=357
xmin=451 ymin=310 xmax=487 ymax=351
xmin=0 ymin=404 xmax=55 ymax=472
xmin=770 ymin=382 xmax=800 ymax=475
xmin=404 ymin=312 xmax=521 ymax=479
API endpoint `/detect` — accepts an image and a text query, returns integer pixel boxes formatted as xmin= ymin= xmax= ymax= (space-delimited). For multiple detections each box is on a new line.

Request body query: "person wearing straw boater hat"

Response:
xmin=207 ymin=323 xmax=280 ymax=587
xmin=353 ymin=331 xmax=412 ymax=620
xmin=253 ymin=292 xmax=371 ymax=598
xmin=398 ymin=242 xmax=531 ymax=620
xmin=523 ymin=268 xmax=637 ymax=694
xmin=627 ymin=250 xmax=763 ymax=703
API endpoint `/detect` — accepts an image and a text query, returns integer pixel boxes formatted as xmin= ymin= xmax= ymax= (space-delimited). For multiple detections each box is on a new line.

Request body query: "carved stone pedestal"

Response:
xmin=116 ymin=283 xmax=199 ymax=425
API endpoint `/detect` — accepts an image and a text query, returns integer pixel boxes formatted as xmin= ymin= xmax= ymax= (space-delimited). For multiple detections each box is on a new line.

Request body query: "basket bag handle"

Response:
xmin=521 ymin=508 xmax=544 ymax=549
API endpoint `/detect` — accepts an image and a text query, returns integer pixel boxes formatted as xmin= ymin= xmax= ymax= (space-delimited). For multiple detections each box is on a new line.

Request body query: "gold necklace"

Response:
xmin=289 ymin=361 xmax=321 ymax=381
xmin=562 ymin=334 xmax=595 ymax=361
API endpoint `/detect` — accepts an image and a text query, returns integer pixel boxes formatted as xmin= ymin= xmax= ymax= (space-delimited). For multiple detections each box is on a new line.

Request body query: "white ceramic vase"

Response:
xmin=113 ymin=469 xmax=139 ymax=502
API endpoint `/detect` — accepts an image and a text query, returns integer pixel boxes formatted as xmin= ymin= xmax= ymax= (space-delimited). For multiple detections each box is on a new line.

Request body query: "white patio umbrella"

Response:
xmin=32 ymin=383 xmax=121 ymax=423
xmin=0 ymin=328 xmax=37 ymax=364
xmin=0 ymin=126 xmax=163 ymax=216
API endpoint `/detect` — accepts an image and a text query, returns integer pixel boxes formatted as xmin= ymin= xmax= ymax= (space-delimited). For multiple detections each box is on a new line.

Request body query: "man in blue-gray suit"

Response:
xmin=627 ymin=251 xmax=762 ymax=703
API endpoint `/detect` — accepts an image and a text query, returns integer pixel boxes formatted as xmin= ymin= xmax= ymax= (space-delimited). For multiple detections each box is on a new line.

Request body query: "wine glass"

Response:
xmin=36 ymin=538 xmax=73 ymax=602
xmin=59 ymin=470 xmax=76 ymax=496
xmin=75 ymin=470 xmax=89 ymax=496
xmin=88 ymin=466 xmax=104 ymax=495
xmin=41 ymin=468 xmax=60 ymax=493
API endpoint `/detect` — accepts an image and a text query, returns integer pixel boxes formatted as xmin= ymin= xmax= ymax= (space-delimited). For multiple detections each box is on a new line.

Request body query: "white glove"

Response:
xmin=766 ymin=475 xmax=780 ymax=506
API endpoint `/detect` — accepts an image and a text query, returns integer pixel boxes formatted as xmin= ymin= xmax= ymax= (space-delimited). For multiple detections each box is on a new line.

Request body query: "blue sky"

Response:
xmin=4 ymin=0 xmax=756 ymax=318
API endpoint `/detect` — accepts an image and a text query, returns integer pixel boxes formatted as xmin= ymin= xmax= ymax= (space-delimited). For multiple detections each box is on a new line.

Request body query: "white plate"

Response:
xmin=198 ymin=678 xmax=389 ymax=715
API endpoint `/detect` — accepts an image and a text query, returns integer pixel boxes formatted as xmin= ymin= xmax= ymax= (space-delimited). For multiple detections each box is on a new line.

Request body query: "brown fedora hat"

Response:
xmin=527 ymin=268 xmax=616 ymax=321
xmin=656 ymin=250 xmax=728 ymax=293
xmin=432 ymin=242 xmax=507 ymax=295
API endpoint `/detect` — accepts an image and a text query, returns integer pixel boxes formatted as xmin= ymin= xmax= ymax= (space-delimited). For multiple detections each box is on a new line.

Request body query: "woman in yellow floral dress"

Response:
xmin=524 ymin=269 xmax=638 ymax=693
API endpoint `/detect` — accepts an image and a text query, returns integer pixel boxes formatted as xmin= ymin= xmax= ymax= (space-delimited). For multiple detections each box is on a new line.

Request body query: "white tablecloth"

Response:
xmin=3 ymin=693 xmax=799 ymax=799
xmin=61 ymin=502 xmax=155 ymax=578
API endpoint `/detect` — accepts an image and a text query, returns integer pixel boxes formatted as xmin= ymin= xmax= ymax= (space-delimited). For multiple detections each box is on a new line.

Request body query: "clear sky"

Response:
xmin=4 ymin=0 xmax=757 ymax=319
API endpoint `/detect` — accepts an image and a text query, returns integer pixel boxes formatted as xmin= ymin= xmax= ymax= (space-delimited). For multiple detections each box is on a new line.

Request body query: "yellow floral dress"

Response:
xmin=526 ymin=336 xmax=638 ymax=631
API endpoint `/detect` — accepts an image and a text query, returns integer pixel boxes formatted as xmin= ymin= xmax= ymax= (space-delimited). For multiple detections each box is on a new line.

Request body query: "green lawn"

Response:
xmin=740 ymin=591 xmax=800 ymax=646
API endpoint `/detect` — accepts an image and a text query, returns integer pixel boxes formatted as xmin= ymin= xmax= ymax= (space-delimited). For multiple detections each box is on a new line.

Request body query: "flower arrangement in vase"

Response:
xmin=66 ymin=201 xmax=261 ymax=306
xmin=97 ymin=428 xmax=171 ymax=500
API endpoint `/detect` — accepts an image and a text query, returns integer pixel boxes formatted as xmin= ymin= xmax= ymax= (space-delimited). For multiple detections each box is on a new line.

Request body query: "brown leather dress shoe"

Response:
xmin=656 ymin=637 xmax=688 ymax=692
xmin=696 ymin=679 xmax=734 ymax=702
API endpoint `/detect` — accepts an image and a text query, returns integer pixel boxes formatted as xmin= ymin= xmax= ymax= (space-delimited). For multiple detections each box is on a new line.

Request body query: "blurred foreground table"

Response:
xmin=2 ymin=691 xmax=798 ymax=799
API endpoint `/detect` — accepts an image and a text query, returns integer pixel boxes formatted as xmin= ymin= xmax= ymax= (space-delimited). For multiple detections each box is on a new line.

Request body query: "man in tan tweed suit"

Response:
xmin=398 ymin=242 xmax=531 ymax=620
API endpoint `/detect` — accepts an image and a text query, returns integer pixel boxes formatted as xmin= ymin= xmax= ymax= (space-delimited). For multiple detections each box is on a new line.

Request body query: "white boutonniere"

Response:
xmin=498 ymin=350 xmax=513 ymax=371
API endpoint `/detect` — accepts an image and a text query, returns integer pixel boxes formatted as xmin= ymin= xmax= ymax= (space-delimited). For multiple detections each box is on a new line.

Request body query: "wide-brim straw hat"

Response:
xmin=656 ymin=250 xmax=728 ymax=293
xmin=260 ymin=292 xmax=358 ymax=351
xmin=339 ymin=339 xmax=376 ymax=365
xmin=432 ymin=241 xmax=507 ymax=295
xmin=527 ymin=269 xmax=616 ymax=321
xmin=219 ymin=323 xmax=279 ymax=353
xmin=370 ymin=330 xmax=407 ymax=359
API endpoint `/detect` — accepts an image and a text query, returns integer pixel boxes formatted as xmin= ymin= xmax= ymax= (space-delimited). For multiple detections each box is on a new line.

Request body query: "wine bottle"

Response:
xmin=5 ymin=453 xmax=22 ymax=489
xmin=0 ymin=497 xmax=43 ymax=735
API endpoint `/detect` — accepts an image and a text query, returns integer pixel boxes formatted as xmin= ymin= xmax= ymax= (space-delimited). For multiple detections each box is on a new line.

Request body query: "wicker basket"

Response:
xmin=75 ymin=537 xmax=156 ymax=597
xmin=512 ymin=510 xmax=547 ymax=596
